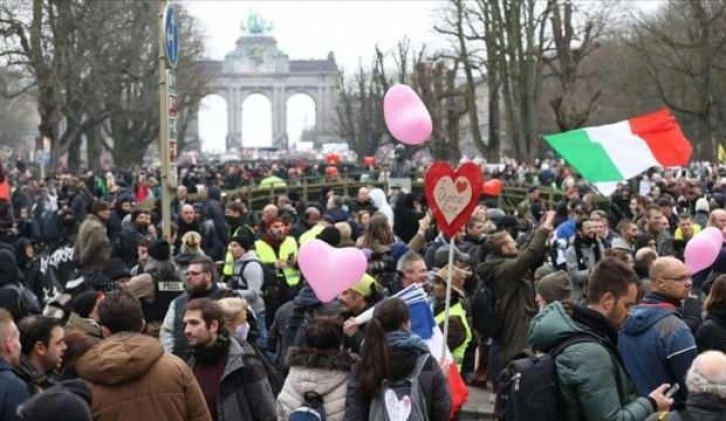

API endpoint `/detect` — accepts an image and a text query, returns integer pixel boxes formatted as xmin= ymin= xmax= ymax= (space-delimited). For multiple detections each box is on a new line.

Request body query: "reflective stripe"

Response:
xmin=434 ymin=302 xmax=473 ymax=367
xmin=255 ymin=237 xmax=300 ymax=286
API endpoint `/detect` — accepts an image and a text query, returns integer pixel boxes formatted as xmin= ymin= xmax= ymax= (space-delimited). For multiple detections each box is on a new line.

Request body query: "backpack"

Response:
xmin=234 ymin=259 xmax=286 ymax=309
xmin=495 ymin=333 xmax=622 ymax=421
xmin=369 ymin=354 xmax=430 ymax=421
xmin=287 ymin=391 xmax=327 ymax=421
xmin=470 ymin=264 xmax=501 ymax=339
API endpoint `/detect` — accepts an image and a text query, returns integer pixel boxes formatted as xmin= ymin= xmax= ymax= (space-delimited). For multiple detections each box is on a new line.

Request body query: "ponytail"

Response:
xmin=356 ymin=317 xmax=391 ymax=403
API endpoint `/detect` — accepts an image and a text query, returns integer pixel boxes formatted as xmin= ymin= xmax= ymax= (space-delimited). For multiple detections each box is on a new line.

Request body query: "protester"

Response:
xmin=277 ymin=317 xmax=356 ymax=421
xmin=16 ymin=316 xmax=67 ymax=395
xmin=344 ymin=297 xmax=451 ymax=420
xmin=76 ymin=290 xmax=211 ymax=421
xmin=183 ymin=298 xmax=275 ymax=421
xmin=695 ymin=275 xmax=726 ymax=353
xmin=529 ymin=258 xmax=672 ymax=421
xmin=0 ymin=308 xmax=29 ymax=419
xmin=619 ymin=257 xmax=698 ymax=409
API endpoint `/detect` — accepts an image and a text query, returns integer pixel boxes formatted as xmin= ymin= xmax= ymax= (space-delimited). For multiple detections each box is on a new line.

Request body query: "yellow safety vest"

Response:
xmin=299 ymin=224 xmax=325 ymax=245
xmin=434 ymin=302 xmax=472 ymax=368
xmin=222 ymin=226 xmax=255 ymax=276
xmin=255 ymin=237 xmax=300 ymax=286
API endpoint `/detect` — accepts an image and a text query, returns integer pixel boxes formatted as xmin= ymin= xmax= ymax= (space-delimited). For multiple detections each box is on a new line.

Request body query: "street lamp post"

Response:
xmin=158 ymin=0 xmax=179 ymax=241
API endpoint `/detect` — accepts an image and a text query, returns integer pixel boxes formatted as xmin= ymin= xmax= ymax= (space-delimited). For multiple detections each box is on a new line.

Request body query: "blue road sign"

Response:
xmin=164 ymin=4 xmax=179 ymax=69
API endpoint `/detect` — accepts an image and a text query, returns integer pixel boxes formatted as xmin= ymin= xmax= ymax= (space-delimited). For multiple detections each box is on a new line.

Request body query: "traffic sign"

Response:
xmin=168 ymin=117 xmax=178 ymax=141
xmin=164 ymin=4 xmax=179 ymax=69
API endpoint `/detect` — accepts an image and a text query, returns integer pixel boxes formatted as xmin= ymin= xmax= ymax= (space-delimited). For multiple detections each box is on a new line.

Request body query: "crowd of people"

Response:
xmin=0 ymin=153 xmax=725 ymax=421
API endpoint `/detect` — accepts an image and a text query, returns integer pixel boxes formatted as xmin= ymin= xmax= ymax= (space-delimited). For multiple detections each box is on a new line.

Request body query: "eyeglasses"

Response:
xmin=662 ymin=275 xmax=691 ymax=283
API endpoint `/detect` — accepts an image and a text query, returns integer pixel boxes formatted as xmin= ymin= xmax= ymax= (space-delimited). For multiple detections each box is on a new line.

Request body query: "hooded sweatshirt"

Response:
xmin=76 ymin=333 xmax=210 ymax=421
xmin=618 ymin=293 xmax=697 ymax=408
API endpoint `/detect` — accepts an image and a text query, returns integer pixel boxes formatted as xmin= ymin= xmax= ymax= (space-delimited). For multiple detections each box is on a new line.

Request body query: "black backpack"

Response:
xmin=233 ymin=259 xmax=284 ymax=304
xmin=470 ymin=264 xmax=501 ymax=339
xmin=287 ymin=391 xmax=327 ymax=421
xmin=495 ymin=333 xmax=622 ymax=421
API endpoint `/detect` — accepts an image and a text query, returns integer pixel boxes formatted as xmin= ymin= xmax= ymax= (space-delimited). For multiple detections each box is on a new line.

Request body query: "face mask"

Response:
xmin=235 ymin=323 xmax=250 ymax=341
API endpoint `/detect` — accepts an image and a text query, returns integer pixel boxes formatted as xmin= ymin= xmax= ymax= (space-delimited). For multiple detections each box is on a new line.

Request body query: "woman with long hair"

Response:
xmin=344 ymin=298 xmax=451 ymax=420
xmin=695 ymin=274 xmax=726 ymax=353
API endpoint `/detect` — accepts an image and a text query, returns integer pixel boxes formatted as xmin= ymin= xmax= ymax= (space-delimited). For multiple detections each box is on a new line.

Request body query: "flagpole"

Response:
xmin=441 ymin=239 xmax=455 ymax=360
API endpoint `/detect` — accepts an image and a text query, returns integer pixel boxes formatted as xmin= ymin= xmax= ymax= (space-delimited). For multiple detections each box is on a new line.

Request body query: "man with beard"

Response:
xmin=118 ymin=209 xmax=154 ymax=267
xmin=107 ymin=194 xmax=133 ymax=247
xmin=183 ymin=298 xmax=276 ymax=421
xmin=477 ymin=211 xmax=554 ymax=388
xmin=255 ymin=218 xmax=299 ymax=326
xmin=160 ymin=256 xmax=226 ymax=360
xmin=15 ymin=316 xmax=67 ymax=395
xmin=565 ymin=218 xmax=606 ymax=302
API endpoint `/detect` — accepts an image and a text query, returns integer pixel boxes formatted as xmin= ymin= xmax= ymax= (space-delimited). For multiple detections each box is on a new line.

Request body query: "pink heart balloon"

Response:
xmin=685 ymin=230 xmax=722 ymax=275
xmin=383 ymin=84 xmax=432 ymax=145
xmin=298 ymin=239 xmax=368 ymax=303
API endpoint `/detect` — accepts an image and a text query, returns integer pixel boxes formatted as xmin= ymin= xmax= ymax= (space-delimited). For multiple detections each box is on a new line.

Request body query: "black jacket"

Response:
xmin=695 ymin=306 xmax=726 ymax=353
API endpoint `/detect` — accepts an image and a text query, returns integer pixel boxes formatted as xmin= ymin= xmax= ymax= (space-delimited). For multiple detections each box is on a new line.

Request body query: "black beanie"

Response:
xmin=317 ymin=226 xmax=341 ymax=247
xmin=16 ymin=379 xmax=92 ymax=421
xmin=230 ymin=234 xmax=255 ymax=251
xmin=148 ymin=239 xmax=171 ymax=261
xmin=70 ymin=291 xmax=100 ymax=318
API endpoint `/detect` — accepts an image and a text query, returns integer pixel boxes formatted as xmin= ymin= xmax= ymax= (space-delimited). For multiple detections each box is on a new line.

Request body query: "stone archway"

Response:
xmin=198 ymin=31 xmax=339 ymax=151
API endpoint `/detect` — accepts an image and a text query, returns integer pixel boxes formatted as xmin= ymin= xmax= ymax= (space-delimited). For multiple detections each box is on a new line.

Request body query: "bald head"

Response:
xmin=686 ymin=351 xmax=726 ymax=399
xmin=180 ymin=204 xmax=195 ymax=223
xmin=262 ymin=204 xmax=278 ymax=222
xmin=708 ymin=209 xmax=726 ymax=230
xmin=649 ymin=256 xmax=684 ymax=282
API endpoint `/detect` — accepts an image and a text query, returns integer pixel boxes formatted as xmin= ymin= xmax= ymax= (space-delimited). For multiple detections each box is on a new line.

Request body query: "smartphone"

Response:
xmin=664 ymin=383 xmax=680 ymax=399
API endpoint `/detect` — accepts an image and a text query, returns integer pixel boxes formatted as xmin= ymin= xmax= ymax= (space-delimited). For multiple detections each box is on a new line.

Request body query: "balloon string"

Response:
xmin=441 ymin=238 xmax=455 ymax=363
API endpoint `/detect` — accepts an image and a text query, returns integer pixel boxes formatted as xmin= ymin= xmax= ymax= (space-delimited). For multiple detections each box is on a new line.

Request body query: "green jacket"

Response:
xmin=529 ymin=302 xmax=654 ymax=421
xmin=477 ymin=228 xmax=549 ymax=363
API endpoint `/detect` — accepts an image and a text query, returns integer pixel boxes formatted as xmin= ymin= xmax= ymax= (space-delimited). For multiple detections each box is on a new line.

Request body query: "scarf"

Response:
xmin=385 ymin=330 xmax=429 ymax=356
xmin=571 ymin=304 xmax=620 ymax=346
xmin=193 ymin=332 xmax=231 ymax=366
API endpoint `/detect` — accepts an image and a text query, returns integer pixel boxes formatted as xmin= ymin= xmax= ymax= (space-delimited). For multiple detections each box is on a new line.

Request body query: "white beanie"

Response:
xmin=696 ymin=198 xmax=710 ymax=213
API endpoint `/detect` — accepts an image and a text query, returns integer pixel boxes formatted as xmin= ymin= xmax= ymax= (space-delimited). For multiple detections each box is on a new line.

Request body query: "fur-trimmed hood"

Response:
xmin=277 ymin=348 xmax=356 ymax=421
xmin=287 ymin=347 xmax=357 ymax=371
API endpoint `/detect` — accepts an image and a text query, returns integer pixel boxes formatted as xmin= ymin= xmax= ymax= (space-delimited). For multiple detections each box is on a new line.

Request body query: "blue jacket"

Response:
xmin=0 ymin=358 xmax=29 ymax=421
xmin=618 ymin=295 xmax=697 ymax=407
xmin=556 ymin=218 xmax=576 ymax=240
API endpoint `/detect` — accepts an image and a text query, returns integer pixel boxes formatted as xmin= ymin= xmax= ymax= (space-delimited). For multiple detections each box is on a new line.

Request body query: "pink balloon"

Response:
xmin=685 ymin=231 xmax=722 ymax=274
xmin=298 ymin=239 xmax=368 ymax=303
xmin=383 ymin=84 xmax=432 ymax=145
xmin=702 ymin=226 xmax=724 ymax=248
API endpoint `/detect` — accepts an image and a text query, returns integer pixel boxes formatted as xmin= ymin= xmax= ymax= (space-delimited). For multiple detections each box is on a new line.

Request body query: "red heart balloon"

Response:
xmin=425 ymin=162 xmax=482 ymax=238
xmin=482 ymin=179 xmax=502 ymax=197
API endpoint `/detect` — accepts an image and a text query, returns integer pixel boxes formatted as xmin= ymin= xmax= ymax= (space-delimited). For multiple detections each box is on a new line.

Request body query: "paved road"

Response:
xmin=458 ymin=386 xmax=495 ymax=420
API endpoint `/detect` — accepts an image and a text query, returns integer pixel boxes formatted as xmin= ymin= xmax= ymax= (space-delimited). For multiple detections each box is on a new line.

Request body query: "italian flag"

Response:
xmin=544 ymin=108 xmax=692 ymax=195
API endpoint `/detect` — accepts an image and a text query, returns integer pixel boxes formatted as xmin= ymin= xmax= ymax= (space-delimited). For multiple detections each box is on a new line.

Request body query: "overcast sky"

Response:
xmin=183 ymin=0 xmax=664 ymax=152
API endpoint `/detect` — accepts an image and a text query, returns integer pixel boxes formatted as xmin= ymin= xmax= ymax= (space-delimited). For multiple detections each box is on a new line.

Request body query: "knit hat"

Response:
xmin=349 ymin=273 xmax=377 ymax=298
xmin=229 ymin=233 xmax=255 ymax=251
xmin=70 ymin=291 xmax=101 ymax=318
xmin=148 ymin=239 xmax=171 ymax=261
xmin=535 ymin=271 xmax=572 ymax=304
xmin=16 ymin=379 xmax=92 ymax=421
xmin=91 ymin=200 xmax=110 ymax=215
xmin=317 ymin=226 xmax=341 ymax=247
